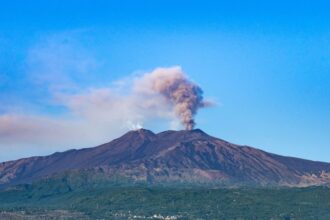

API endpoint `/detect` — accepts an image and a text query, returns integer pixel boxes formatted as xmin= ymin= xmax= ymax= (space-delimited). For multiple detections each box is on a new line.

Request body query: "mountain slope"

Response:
xmin=1 ymin=129 xmax=330 ymax=187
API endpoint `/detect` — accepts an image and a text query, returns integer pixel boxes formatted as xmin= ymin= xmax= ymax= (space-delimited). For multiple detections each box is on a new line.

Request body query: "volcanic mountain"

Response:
xmin=1 ymin=129 xmax=330 ymax=188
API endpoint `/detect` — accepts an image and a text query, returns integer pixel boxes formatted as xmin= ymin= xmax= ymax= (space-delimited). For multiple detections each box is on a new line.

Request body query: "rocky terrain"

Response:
xmin=1 ymin=129 xmax=330 ymax=188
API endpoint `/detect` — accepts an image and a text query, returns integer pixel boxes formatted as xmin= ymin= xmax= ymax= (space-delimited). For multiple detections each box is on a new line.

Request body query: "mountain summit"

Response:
xmin=1 ymin=129 xmax=330 ymax=188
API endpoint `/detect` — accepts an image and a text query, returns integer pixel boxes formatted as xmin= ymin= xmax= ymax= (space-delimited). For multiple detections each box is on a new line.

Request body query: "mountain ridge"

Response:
xmin=1 ymin=128 xmax=330 ymax=188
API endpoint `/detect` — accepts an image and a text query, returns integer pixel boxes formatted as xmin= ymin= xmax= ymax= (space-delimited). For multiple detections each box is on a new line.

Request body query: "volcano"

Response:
xmin=1 ymin=129 xmax=330 ymax=188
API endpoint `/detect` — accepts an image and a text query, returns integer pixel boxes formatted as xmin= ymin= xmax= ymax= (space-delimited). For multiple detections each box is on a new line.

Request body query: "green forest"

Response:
xmin=1 ymin=178 xmax=330 ymax=219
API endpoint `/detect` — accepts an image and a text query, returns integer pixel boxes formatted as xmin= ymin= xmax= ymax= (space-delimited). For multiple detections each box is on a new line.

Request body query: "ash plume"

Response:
xmin=135 ymin=66 xmax=210 ymax=130
xmin=0 ymin=66 xmax=213 ymax=159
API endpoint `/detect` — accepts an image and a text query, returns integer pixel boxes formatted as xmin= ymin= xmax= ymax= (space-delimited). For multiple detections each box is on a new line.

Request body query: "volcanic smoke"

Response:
xmin=137 ymin=67 xmax=210 ymax=130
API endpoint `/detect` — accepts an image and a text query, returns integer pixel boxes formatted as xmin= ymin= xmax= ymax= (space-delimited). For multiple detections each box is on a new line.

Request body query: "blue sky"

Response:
xmin=0 ymin=1 xmax=329 ymax=162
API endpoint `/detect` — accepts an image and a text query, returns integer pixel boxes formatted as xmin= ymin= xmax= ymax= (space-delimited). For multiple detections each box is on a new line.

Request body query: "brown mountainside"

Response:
xmin=1 ymin=129 xmax=330 ymax=187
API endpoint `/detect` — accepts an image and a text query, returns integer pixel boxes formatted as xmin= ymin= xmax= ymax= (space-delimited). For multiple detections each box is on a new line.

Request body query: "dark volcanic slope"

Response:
xmin=1 ymin=129 xmax=330 ymax=187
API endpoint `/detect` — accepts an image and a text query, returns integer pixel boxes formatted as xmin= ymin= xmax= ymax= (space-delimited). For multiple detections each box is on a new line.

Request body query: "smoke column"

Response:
xmin=136 ymin=66 xmax=209 ymax=130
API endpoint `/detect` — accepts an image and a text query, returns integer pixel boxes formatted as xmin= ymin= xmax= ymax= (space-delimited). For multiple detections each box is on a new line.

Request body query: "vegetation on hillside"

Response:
xmin=0 ymin=176 xmax=330 ymax=219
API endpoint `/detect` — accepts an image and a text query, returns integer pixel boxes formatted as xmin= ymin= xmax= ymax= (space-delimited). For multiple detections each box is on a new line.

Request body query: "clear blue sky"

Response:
xmin=0 ymin=1 xmax=329 ymax=162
